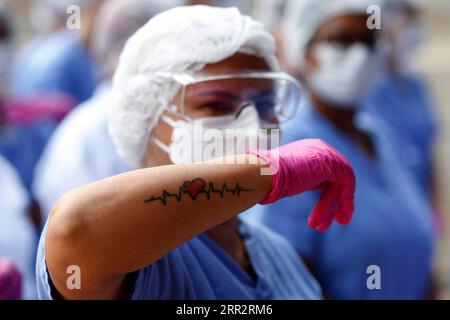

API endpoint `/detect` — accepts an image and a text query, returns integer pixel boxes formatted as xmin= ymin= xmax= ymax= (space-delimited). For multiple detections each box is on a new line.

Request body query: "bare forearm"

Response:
xmin=46 ymin=155 xmax=271 ymax=296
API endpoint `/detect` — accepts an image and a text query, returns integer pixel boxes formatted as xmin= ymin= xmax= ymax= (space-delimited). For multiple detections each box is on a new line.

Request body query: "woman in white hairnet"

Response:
xmin=35 ymin=6 xmax=357 ymax=300
xmin=247 ymin=0 xmax=436 ymax=300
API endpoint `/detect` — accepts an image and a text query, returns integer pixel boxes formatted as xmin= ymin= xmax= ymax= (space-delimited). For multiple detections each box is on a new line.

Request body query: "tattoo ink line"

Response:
xmin=144 ymin=178 xmax=252 ymax=206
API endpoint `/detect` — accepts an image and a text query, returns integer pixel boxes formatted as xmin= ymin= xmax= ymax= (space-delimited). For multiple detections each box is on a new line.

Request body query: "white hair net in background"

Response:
xmin=91 ymin=0 xmax=184 ymax=80
xmin=282 ymin=0 xmax=379 ymax=69
xmin=108 ymin=5 xmax=279 ymax=167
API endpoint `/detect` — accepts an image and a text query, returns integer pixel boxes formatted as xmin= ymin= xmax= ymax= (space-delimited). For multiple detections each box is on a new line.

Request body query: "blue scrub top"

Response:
xmin=364 ymin=71 xmax=437 ymax=197
xmin=0 ymin=121 xmax=58 ymax=193
xmin=10 ymin=30 xmax=97 ymax=103
xmin=36 ymin=216 xmax=322 ymax=300
xmin=246 ymin=99 xmax=435 ymax=299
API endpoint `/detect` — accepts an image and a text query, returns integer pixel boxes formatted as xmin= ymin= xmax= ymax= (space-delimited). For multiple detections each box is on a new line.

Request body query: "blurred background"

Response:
xmin=417 ymin=0 xmax=450 ymax=299
xmin=0 ymin=0 xmax=449 ymax=299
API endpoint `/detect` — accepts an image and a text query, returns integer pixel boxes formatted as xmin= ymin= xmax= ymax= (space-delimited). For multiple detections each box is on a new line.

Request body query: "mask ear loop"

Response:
xmin=151 ymin=103 xmax=191 ymax=155
xmin=159 ymin=111 xmax=180 ymax=128
xmin=149 ymin=74 xmax=195 ymax=158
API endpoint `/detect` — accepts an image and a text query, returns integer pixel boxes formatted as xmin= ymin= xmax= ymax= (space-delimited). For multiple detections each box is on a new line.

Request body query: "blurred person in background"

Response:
xmin=0 ymin=5 xmax=76 ymax=229
xmin=33 ymin=0 xmax=182 ymax=221
xmin=246 ymin=0 xmax=435 ymax=299
xmin=364 ymin=0 xmax=438 ymax=206
xmin=187 ymin=0 xmax=285 ymax=23
xmin=0 ymin=155 xmax=36 ymax=299
xmin=9 ymin=0 xmax=101 ymax=104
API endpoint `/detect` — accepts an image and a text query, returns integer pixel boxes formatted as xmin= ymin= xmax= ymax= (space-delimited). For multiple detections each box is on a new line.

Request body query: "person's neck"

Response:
xmin=387 ymin=57 xmax=409 ymax=83
xmin=309 ymin=92 xmax=357 ymax=133
xmin=309 ymin=92 xmax=376 ymax=158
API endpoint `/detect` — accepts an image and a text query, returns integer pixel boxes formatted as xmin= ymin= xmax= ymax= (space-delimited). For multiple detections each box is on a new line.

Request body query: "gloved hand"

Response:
xmin=247 ymin=139 xmax=356 ymax=232
xmin=0 ymin=258 xmax=22 ymax=300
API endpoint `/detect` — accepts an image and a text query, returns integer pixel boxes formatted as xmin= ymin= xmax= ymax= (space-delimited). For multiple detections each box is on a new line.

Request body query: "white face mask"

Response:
xmin=307 ymin=43 xmax=381 ymax=109
xmin=153 ymin=105 xmax=274 ymax=164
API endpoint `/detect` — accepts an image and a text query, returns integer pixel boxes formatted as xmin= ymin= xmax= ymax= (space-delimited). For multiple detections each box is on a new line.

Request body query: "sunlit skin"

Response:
xmin=303 ymin=14 xmax=377 ymax=158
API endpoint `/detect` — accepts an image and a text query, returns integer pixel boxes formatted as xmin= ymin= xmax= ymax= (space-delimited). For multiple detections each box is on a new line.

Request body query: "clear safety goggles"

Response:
xmin=158 ymin=71 xmax=302 ymax=124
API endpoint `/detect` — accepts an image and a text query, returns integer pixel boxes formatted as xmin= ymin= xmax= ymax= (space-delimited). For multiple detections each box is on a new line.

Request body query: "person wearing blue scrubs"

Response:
xmin=37 ymin=214 xmax=322 ymax=300
xmin=10 ymin=0 xmax=102 ymax=104
xmin=247 ymin=100 xmax=435 ymax=299
xmin=0 ymin=121 xmax=58 ymax=192
xmin=0 ymin=155 xmax=36 ymax=299
xmin=35 ymin=6 xmax=337 ymax=300
xmin=364 ymin=0 xmax=437 ymax=199
xmin=246 ymin=1 xmax=435 ymax=299
xmin=0 ymin=94 xmax=76 ymax=231
xmin=10 ymin=29 xmax=97 ymax=104
xmin=0 ymin=7 xmax=74 ymax=230
xmin=32 ymin=86 xmax=131 ymax=220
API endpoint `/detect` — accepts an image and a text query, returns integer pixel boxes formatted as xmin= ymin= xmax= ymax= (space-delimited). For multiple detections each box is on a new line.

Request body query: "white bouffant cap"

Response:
xmin=108 ymin=5 xmax=279 ymax=167
xmin=282 ymin=0 xmax=378 ymax=69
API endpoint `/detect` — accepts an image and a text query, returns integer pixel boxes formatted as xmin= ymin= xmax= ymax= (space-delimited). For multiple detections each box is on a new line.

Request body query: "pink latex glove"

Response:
xmin=0 ymin=258 xmax=22 ymax=300
xmin=247 ymin=139 xmax=356 ymax=232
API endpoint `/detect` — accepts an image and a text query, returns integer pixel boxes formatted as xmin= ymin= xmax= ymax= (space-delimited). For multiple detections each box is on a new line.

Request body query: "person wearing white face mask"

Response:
xmin=306 ymin=41 xmax=382 ymax=108
xmin=36 ymin=6 xmax=357 ymax=300
xmin=246 ymin=0 xmax=436 ymax=299
xmin=153 ymin=105 xmax=266 ymax=164
xmin=364 ymin=0 xmax=438 ymax=205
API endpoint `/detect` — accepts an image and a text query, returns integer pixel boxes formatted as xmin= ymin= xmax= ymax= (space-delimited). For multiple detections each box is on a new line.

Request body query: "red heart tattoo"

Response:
xmin=183 ymin=178 xmax=206 ymax=199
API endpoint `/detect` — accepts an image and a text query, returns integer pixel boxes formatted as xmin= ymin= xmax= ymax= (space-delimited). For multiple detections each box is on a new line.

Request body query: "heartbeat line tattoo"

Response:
xmin=144 ymin=178 xmax=252 ymax=206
